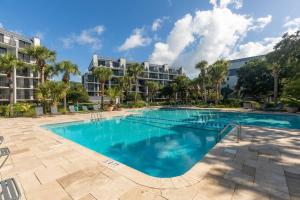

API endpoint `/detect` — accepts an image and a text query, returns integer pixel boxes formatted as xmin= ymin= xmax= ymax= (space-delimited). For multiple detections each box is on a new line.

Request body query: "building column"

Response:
xmin=146 ymin=86 xmax=149 ymax=102
xmin=13 ymin=39 xmax=19 ymax=104
xmin=13 ymin=66 xmax=17 ymax=103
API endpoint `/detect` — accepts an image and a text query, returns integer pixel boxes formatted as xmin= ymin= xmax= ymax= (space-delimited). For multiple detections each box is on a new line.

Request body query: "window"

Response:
xmin=98 ymin=60 xmax=106 ymax=66
xmin=19 ymin=40 xmax=31 ymax=49
xmin=0 ymin=33 xmax=4 ymax=43
xmin=18 ymin=52 xmax=30 ymax=63
xmin=228 ymin=69 xmax=237 ymax=76
xmin=0 ymin=47 xmax=6 ymax=55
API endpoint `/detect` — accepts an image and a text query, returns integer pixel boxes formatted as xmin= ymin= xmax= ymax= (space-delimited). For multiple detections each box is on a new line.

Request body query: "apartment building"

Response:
xmin=82 ymin=55 xmax=183 ymax=98
xmin=224 ymin=55 xmax=265 ymax=90
xmin=0 ymin=28 xmax=40 ymax=103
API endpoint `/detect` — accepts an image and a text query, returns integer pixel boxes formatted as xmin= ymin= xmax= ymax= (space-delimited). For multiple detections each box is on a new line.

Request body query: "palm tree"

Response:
xmin=127 ymin=63 xmax=144 ymax=102
xmin=208 ymin=59 xmax=229 ymax=104
xmin=56 ymin=61 xmax=80 ymax=112
xmin=195 ymin=61 xmax=209 ymax=103
xmin=145 ymin=81 xmax=160 ymax=102
xmin=174 ymin=75 xmax=190 ymax=103
xmin=0 ymin=53 xmax=24 ymax=116
xmin=44 ymin=64 xmax=57 ymax=81
xmin=118 ymin=75 xmax=131 ymax=102
xmin=106 ymin=87 xmax=122 ymax=107
xmin=92 ymin=67 xmax=112 ymax=109
xmin=266 ymin=52 xmax=282 ymax=104
xmin=36 ymin=81 xmax=66 ymax=112
xmin=24 ymin=46 xmax=56 ymax=84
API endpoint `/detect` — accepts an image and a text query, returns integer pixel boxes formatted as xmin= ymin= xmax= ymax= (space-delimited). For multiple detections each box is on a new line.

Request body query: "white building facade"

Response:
xmin=224 ymin=55 xmax=265 ymax=90
xmin=82 ymin=55 xmax=183 ymax=98
xmin=0 ymin=28 xmax=40 ymax=103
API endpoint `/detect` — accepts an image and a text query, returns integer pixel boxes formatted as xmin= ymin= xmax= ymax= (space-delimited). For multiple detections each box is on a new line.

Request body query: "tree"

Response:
xmin=208 ymin=59 xmax=229 ymax=104
xmin=236 ymin=59 xmax=274 ymax=101
xmin=0 ymin=53 xmax=24 ymax=116
xmin=127 ymin=63 xmax=144 ymax=102
xmin=160 ymin=83 xmax=177 ymax=101
xmin=266 ymin=31 xmax=300 ymax=103
xmin=24 ymin=46 xmax=56 ymax=84
xmin=56 ymin=61 xmax=80 ymax=112
xmin=174 ymin=75 xmax=190 ymax=103
xmin=273 ymin=31 xmax=300 ymax=79
xmin=106 ymin=87 xmax=122 ymax=106
xmin=266 ymin=51 xmax=283 ymax=103
xmin=195 ymin=61 xmax=209 ymax=103
xmin=282 ymin=77 xmax=300 ymax=99
xmin=67 ymin=82 xmax=89 ymax=103
xmin=43 ymin=64 xmax=57 ymax=81
xmin=145 ymin=81 xmax=160 ymax=102
xmin=118 ymin=75 xmax=131 ymax=102
xmin=92 ymin=67 xmax=112 ymax=109
xmin=36 ymin=81 xmax=66 ymax=112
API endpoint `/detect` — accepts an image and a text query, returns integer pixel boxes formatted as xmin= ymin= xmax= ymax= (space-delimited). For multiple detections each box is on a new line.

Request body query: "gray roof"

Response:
xmin=0 ymin=28 xmax=33 ymax=43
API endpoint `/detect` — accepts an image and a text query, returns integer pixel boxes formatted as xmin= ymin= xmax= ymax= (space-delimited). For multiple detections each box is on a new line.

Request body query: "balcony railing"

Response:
xmin=0 ymin=36 xmax=16 ymax=46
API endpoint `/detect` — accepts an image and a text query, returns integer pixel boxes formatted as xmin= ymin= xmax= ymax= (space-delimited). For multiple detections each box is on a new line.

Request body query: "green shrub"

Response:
xmin=23 ymin=107 xmax=37 ymax=117
xmin=125 ymin=101 xmax=147 ymax=108
xmin=126 ymin=93 xmax=142 ymax=102
xmin=281 ymin=97 xmax=300 ymax=107
xmin=14 ymin=103 xmax=32 ymax=116
xmin=222 ymin=98 xmax=242 ymax=108
xmin=0 ymin=105 xmax=9 ymax=117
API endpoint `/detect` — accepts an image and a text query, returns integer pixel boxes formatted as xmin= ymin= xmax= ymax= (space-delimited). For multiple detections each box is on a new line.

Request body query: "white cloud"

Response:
xmin=118 ymin=28 xmax=151 ymax=51
xmin=230 ymin=37 xmax=280 ymax=59
xmin=150 ymin=8 xmax=253 ymax=76
xmin=250 ymin=15 xmax=272 ymax=31
xmin=152 ymin=19 xmax=163 ymax=32
xmin=210 ymin=0 xmax=243 ymax=9
xmin=62 ymin=25 xmax=105 ymax=51
xmin=283 ymin=17 xmax=300 ymax=34
xmin=150 ymin=14 xmax=195 ymax=65
xmin=0 ymin=23 xmax=3 ymax=28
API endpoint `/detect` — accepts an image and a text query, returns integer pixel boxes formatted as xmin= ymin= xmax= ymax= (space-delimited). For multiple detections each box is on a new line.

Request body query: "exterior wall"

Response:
xmin=82 ymin=55 xmax=183 ymax=98
xmin=223 ymin=55 xmax=265 ymax=90
xmin=0 ymin=28 xmax=40 ymax=103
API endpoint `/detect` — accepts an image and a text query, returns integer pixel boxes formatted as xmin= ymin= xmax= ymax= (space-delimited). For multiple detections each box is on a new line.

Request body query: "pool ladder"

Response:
xmin=217 ymin=121 xmax=242 ymax=143
xmin=91 ymin=111 xmax=102 ymax=121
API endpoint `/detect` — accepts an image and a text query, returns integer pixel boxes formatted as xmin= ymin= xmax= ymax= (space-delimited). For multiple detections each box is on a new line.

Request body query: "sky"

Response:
xmin=1 ymin=0 xmax=300 ymax=81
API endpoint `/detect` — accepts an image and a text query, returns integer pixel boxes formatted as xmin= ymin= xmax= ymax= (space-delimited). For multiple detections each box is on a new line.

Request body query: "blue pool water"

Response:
xmin=43 ymin=109 xmax=300 ymax=177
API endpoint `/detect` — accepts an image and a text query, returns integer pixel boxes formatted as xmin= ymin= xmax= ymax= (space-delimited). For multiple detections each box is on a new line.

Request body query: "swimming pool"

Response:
xmin=43 ymin=109 xmax=300 ymax=178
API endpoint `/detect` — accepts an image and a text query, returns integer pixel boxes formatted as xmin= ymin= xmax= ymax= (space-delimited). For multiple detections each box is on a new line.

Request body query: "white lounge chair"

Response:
xmin=82 ymin=106 xmax=89 ymax=112
xmin=69 ymin=105 xmax=76 ymax=113
xmin=0 ymin=178 xmax=21 ymax=200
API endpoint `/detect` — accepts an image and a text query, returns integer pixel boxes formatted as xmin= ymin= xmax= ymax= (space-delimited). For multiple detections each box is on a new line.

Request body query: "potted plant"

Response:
xmin=281 ymin=98 xmax=299 ymax=113
xmin=106 ymin=87 xmax=121 ymax=111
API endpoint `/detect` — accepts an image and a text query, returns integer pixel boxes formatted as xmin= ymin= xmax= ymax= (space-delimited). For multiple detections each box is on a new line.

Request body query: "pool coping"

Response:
xmin=36 ymin=107 xmax=300 ymax=190
xmin=37 ymin=109 xmax=243 ymax=189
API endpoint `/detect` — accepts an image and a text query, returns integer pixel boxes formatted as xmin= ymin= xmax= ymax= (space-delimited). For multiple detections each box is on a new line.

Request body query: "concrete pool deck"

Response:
xmin=0 ymin=109 xmax=299 ymax=200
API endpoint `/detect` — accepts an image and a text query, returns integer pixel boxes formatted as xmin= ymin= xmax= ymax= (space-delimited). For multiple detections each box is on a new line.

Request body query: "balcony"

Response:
xmin=16 ymin=90 xmax=32 ymax=100
xmin=0 ymin=35 xmax=16 ymax=47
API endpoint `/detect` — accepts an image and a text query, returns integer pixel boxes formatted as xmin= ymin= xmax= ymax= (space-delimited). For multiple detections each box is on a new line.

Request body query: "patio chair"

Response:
xmin=69 ymin=105 xmax=76 ymax=113
xmin=0 ymin=147 xmax=10 ymax=168
xmin=93 ymin=104 xmax=100 ymax=111
xmin=50 ymin=105 xmax=59 ymax=115
xmin=82 ymin=106 xmax=89 ymax=112
xmin=35 ymin=106 xmax=44 ymax=117
xmin=0 ymin=178 xmax=21 ymax=200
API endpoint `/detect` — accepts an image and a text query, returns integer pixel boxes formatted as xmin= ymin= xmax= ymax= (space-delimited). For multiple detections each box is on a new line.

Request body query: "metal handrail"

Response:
xmin=217 ymin=121 xmax=242 ymax=143
xmin=91 ymin=110 xmax=102 ymax=121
